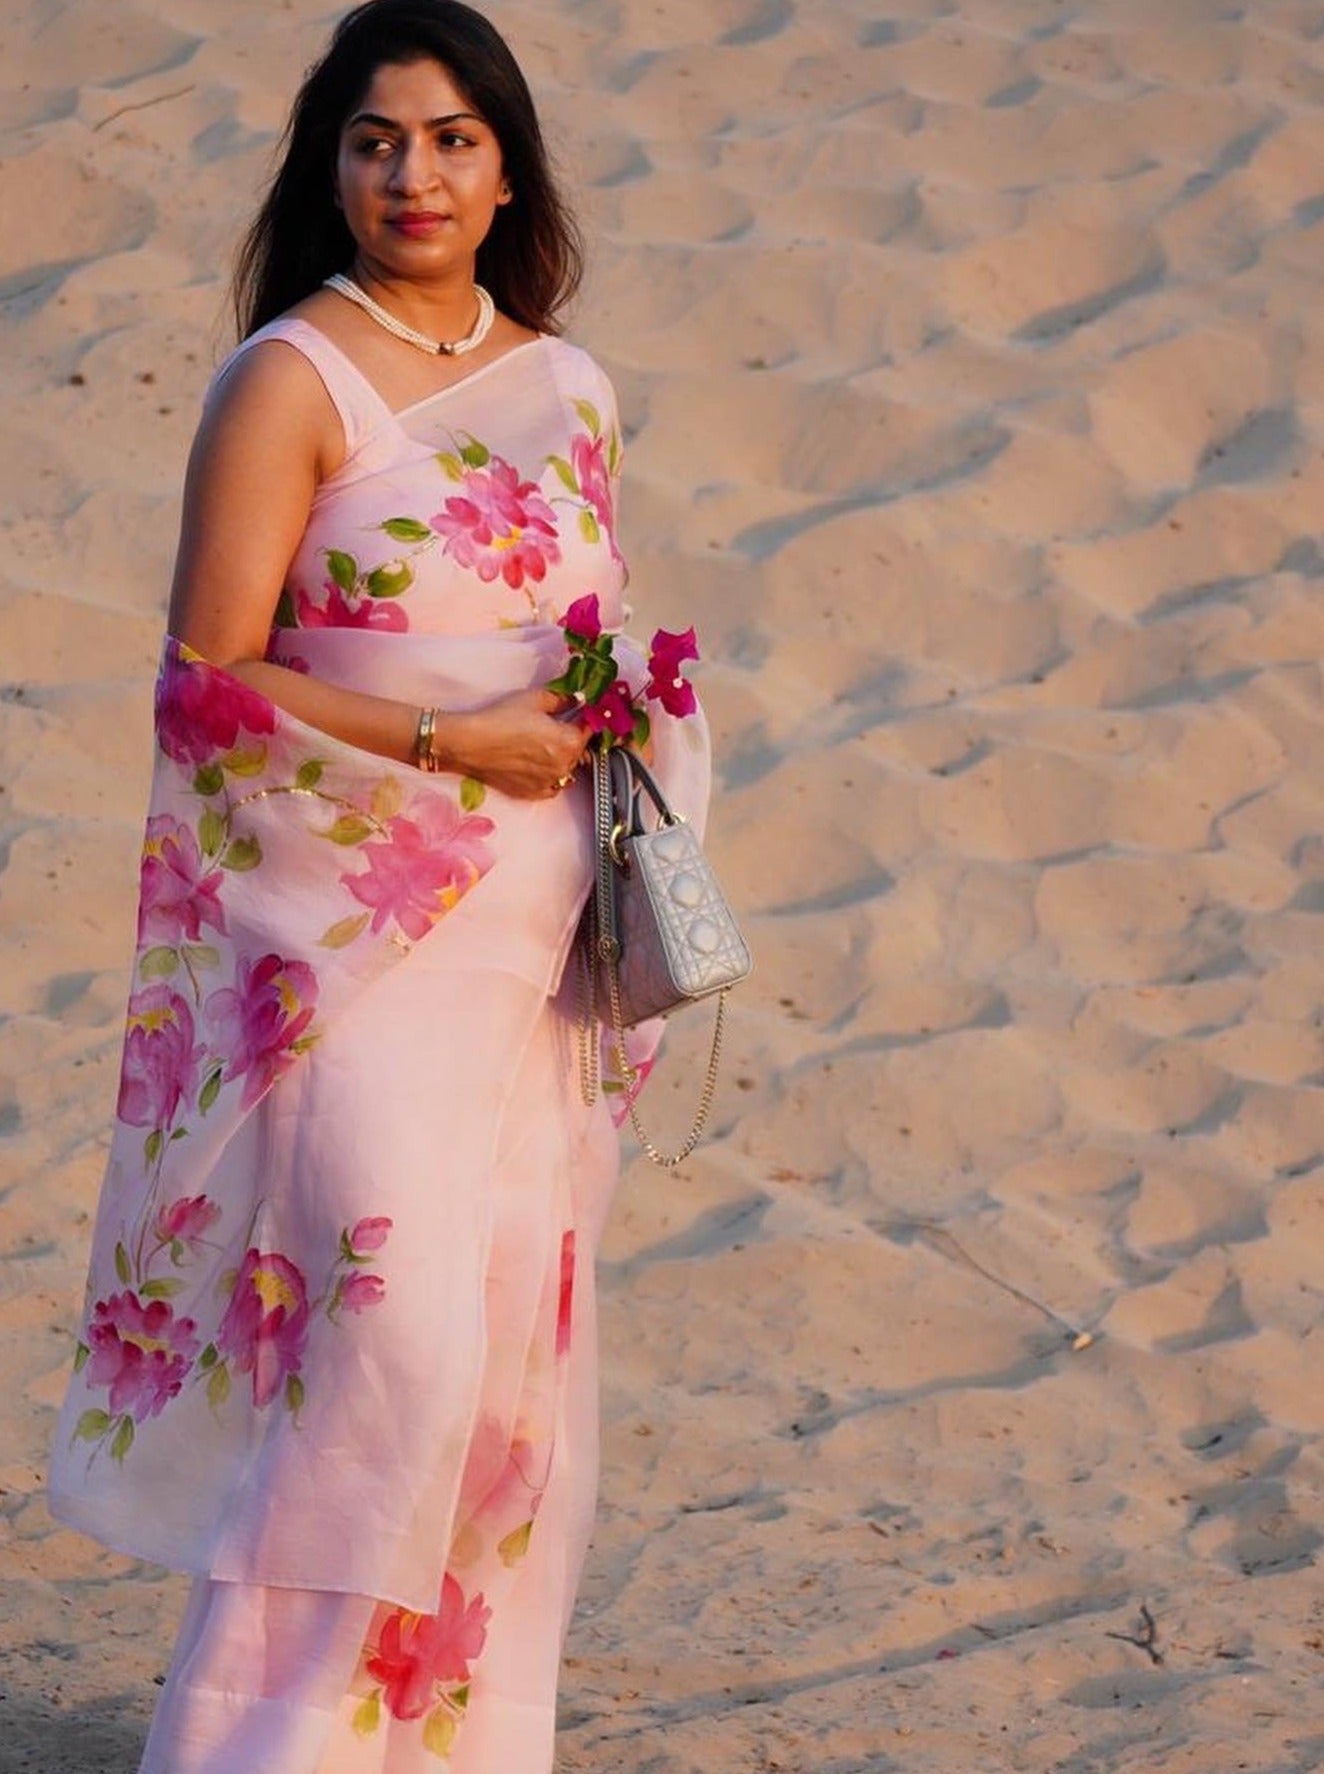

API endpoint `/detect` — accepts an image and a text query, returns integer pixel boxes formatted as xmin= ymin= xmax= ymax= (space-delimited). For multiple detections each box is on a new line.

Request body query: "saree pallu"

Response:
xmin=48 ymin=624 xmax=710 ymax=1771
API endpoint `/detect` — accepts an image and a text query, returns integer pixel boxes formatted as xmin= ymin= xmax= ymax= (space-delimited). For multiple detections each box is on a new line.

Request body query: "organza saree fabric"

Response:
xmin=47 ymin=322 xmax=710 ymax=1771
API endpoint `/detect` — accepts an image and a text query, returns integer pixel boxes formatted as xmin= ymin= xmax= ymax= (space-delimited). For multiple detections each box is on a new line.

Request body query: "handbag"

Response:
xmin=576 ymin=740 xmax=753 ymax=1168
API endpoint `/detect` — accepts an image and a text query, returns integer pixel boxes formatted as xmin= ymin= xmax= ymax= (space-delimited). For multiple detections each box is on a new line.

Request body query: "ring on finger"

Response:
xmin=555 ymin=774 xmax=572 ymax=790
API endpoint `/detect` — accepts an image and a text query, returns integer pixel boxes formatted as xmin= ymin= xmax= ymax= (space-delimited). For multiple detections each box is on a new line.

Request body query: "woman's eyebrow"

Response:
xmin=345 ymin=110 xmax=485 ymax=130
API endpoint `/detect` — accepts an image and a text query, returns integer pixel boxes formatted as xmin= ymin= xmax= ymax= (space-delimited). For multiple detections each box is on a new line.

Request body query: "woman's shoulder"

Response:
xmin=539 ymin=335 xmax=621 ymax=417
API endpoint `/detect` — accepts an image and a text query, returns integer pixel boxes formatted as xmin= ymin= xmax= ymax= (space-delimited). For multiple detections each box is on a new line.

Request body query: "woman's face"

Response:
xmin=335 ymin=58 xmax=510 ymax=283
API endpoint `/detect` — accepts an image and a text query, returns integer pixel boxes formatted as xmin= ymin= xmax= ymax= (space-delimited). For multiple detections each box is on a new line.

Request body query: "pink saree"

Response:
xmin=47 ymin=322 xmax=710 ymax=1773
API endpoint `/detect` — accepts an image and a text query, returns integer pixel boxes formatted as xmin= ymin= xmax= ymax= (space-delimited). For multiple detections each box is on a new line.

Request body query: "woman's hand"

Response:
xmin=434 ymin=689 xmax=590 ymax=799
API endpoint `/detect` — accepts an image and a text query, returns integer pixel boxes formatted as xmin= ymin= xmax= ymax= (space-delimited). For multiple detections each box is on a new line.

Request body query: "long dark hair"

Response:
xmin=232 ymin=0 xmax=582 ymax=338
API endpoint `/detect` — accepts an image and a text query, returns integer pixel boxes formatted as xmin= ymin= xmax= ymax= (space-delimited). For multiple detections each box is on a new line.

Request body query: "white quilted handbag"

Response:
xmin=577 ymin=741 xmax=752 ymax=1167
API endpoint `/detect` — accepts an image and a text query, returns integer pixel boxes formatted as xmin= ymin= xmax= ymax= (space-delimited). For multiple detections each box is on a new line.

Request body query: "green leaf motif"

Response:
xmin=207 ymin=1362 xmax=231 ymax=1410
xmin=198 ymin=807 xmax=226 ymax=858
xmin=285 ymin=1373 xmax=306 ymax=1415
xmin=579 ymin=508 xmax=601 ymax=545
xmin=170 ymin=1126 xmax=188 ymax=1142
xmin=436 ymin=451 xmax=465 ymax=481
xmin=221 ymin=835 xmax=263 ymax=872
xmin=295 ymin=758 xmax=325 ymax=790
xmin=327 ymin=549 xmax=359 ymax=594
xmin=110 ymin=1416 xmax=135 ymax=1462
xmin=198 ymin=1343 xmax=218 ymax=1370
xmin=140 ymin=1278 xmax=184 ymax=1300
xmin=608 ymin=429 xmax=623 ymax=475
xmin=193 ymin=763 xmax=224 ymax=797
xmin=273 ymin=588 xmax=298 ymax=629
xmin=572 ymin=398 xmax=602 ymax=438
xmin=114 ymin=1241 xmax=132 ymax=1284
xmin=73 ymin=1341 xmax=90 ymax=1374
xmin=75 ymin=1408 xmax=112 ymax=1443
xmin=459 ymin=776 xmax=487 ymax=812
xmin=498 ymin=1518 xmax=533 ymax=1566
xmin=323 ymin=813 xmax=375 ymax=846
xmin=366 ymin=560 xmax=414 ymax=599
xmin=381 ymin=515 xmax=432 ymax=543
xmin=422 ymin=1709 xmax=457 ymax=1758
xmin=181 ymin=943 xmax=221 ymax=971
xmin=459 ymin=436 xmax=491 ymax=468
xmin=222 ymin=743 xmax=268 ymax=778
xmin=548 ymin=453 xmax=579 ymax=493
xmin=199 ymin=1067 xmax=223 ymax=1114
xmin=139 ymin=945 xmax=179 ymax=981
xmin=352 ymin=1692 xmax=382 ymax=1737
xmin=144 ymin=1129 xmax=163 ymax=1167
xmin=320 ymin=912 xmax=371 ymax=950
xmin=632 ymin=707 xmax=652 ymax=751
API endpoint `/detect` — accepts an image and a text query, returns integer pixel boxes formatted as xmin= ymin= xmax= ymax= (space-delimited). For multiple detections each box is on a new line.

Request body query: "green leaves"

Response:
xmin=285 ymin=1373 xmax=306 ymax=1415
xmin=199 ymin=1066 xmax=223 ymax=1114
xmin=422 ymin=1709 xmax=457 ymax=1758
xmin=459 ymin=776 xmax=487 ymax=811
xmin=320 ymin=911 xmax=371 ymax=950
xmin=114 ymin=1241 xmax=131 ymax=1284
xmin=458 ymin=435 xmax=490 ymax=468
xmin=295 ymin=758 xmax=325 ymax=790
xmin=220 ymin=835 xmax=262 ymax=872
xmin=437 ymin=451 xmax=465 ymax=481
xmin=110 ymin=1415 xmax=135 ymax=1462
xmin=207 ymin=1362 xmax=231 ymax=1411
xmin=380 ymin=515 xmax=432 ymax=543
xmin=273 ymin=588 xmax=298 ymax=629
xmin=140 ymin=1277 xmax=183 ymax=1300
xmin=579 ymin=509 xmax=601 ymax=545
xmin=326 ymin=549 xmax=358 ymax=594
xmin=366 ymin=561 xmax=414 ymax=599
xmin=573 ymin=398 xmax=602 ymax=438
xmin=181 ymin=943 xmax=220 ymax=972
xmin=221 ymin=744 xmax=268 ymax=778
xmin=198 ymin=807 xmax=226 ymax=857
xmin=352 ymin=1692 xmax=382 ymax=1737
xmin=323 ymin=813 xmax=375 ymax=846
xmin=75 ymin=1408 xmax=112 ymax=1443
xmin=193 ymin=763 xmax=224 ymax=797
xmin=73 ymin=1340 xmax=90 ymax=1373
xmin=144 ymin=1129 xmax=164 ymax=1167
xmin=548 ymin=453 xmax=579 ymax=493
xmin=139 ymin=945 xmax=179 ymax=981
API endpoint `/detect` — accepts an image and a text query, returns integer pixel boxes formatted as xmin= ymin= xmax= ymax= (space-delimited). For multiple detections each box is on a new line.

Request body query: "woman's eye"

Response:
xmin=352 ymin=135 xmax=393 ymax=156
xmin=437 ymin=132 xmax=475 ymax=150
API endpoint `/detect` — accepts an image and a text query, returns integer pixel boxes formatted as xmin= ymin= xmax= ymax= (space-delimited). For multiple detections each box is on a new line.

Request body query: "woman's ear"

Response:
xmin=497 ymin=177 xmax=513 ymax=205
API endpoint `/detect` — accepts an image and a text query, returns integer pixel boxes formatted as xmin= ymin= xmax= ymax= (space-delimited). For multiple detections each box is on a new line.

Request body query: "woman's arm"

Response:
xmin=167 ymin=342 xmax=586 ymax=797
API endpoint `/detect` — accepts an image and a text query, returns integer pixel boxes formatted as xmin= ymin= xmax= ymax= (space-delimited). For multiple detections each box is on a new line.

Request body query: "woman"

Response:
xmin=47 ymin=4 xmax=709 ymax=1770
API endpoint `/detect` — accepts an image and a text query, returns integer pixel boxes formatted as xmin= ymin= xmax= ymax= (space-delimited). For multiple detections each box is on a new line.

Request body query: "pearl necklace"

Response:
xmin=323 ymin=273 xmax=496 ymax=357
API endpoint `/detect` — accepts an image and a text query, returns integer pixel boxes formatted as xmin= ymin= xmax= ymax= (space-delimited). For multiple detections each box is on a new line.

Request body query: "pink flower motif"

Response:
xmin=138 ymin=815 xmax=228 ymax=948
xmin=570 ymin=432 xmax=621 ymax=558
xmin=431 ymin=458 xmax=561 ymax=591
xmin=118 ymin=985 xmax=204 ymax=1130
xmin=216 ymin=1247 xmax=311 ymax=1409
xmin=85 ymin=1291 xmax=201 ymax=1422
xmin=579 ymin=678 xmax=637 ymax=738
xmin=155 ymin=1194 xmax=221 ymax=1248
xmin=560 ymin=593 xmax=603 ymax=642
xmin=367 ymin=1576 xmax=492 ymax=1720
xmin=556 ymin=1229 xmax=575 ymax=1358
xmin=206 ymin=953 xmax=319 ymax=1112
xmin=645 ymin=625 xmax=700 ymax=719
xmin=337 ymin=1272 xmax=386 ymax=1314
xmin=293 ymin=581 xmax=409 ymax=633
xmin=343 ymin=796 xmax=496 ymax=942
xmin=156 ymin=646 xmax=276 ymax=769
xmin=349 ymin=1216 xmax=393 ymax=1256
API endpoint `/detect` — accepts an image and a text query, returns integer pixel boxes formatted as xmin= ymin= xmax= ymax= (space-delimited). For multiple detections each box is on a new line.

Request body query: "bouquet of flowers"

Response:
xmin=549 ymin=594 xmax=699 ymax=748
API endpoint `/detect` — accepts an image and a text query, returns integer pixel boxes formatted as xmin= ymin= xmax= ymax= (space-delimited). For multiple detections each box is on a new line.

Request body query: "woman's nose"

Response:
xmin=387 ymin=136 xmax=438 ymax=195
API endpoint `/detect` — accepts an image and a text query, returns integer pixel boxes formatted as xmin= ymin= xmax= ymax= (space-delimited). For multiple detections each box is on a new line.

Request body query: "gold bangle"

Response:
xmin=414 ymin=706 xmax=441 ymax=772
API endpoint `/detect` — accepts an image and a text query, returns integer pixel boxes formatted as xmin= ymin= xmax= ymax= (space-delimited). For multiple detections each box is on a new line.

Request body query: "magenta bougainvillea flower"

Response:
xmin=216 ymin=1247 xmax=312 ymax=1409
xmin=207 ymin=953 xmax=319 ymax=1111
xmin=85 ymin=1291 xmax=201 ymax=1421
xmin=293 ymin=581 xmax=410 ymax=633
xmin=645 ymin=626 xmax=700 ymax=719
xmin=560 ymin=593 xmax=603 ymax=642
xmin=155 ymin=649 xmax=276 ymax=768
xmin=432 ymin=458 xmax=561 ymax=591
xmin=154 ymin=1194 xmax=221 ymax=1248
xmin=343 ymin=797 xmax=496 ymax=941
xmin=577 ymin=678 xmax=637 ymax=738
xmin=117 ymin=984 xmax=204 ymax=1131
xmin=138 ymin=815 xmax=228 ymax=948
xmin=367 ymin=1576 xmax=493 ymax=1720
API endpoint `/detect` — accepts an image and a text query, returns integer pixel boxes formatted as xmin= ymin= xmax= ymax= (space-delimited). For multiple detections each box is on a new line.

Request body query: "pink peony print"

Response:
xmin=556 ymin=1229 xmax=576 ymax=1358
xmin=155 ymin=1194 xmax=221 ymax=1248
xmin=156 ymin=647 xmax=276 ymax=769
xmin=367 ymin=1576 xmax=492 ymax=1720
xmin=431 ymin=458 xmax=561 ymax=591
xmin=343 ymin=796 xmax=496 ymax=942
xmin=337 ymin=1272 xmax=386 ymax=1314
xmin=138 ymin=815 xmax=228 ymax=948
xmin=86 ymin=1291 xmax=201 ymax=1422
xmin=570 ymin=432 xmax=621 ymax=558
xmin=206 ymin=953 xmax=319 ymax=1111
xmin=293 ymin=581 xmax=409 ymax=633
xmin=216 ymin=1247 xmax=312 ymax=1409
xmin=349 ymin=1216 xmax=393 ymax=1256
xmin=118 ymin=985 xmax=204 ymax=1131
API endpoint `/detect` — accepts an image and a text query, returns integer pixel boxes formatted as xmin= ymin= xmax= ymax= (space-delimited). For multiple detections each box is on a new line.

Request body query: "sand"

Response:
xmin=3 ymin=0 xmax=1324 ymax=1768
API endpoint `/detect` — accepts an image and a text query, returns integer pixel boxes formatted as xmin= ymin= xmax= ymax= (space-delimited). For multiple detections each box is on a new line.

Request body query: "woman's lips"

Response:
xmin=388 ymin=212 xmax=449 ymax=238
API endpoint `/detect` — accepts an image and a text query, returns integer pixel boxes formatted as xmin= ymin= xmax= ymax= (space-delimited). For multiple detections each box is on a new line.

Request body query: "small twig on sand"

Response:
xmin=1105 ymin=1602 xmax=1164 ymax=1666
xmin=910 ymin=1221 xmax=1094 ymax=1349
xmin=92 ymin=86 xmax=197 ymax=133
